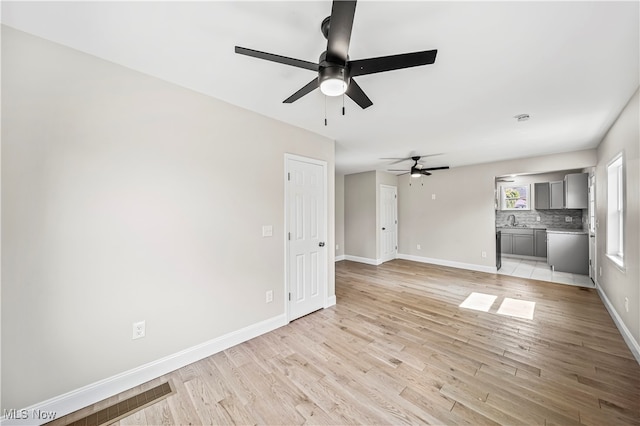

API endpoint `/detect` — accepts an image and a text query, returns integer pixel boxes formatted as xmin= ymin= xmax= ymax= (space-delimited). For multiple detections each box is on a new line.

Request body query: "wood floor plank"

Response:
xmin=51 ymin=259 xmax=640 ymax=425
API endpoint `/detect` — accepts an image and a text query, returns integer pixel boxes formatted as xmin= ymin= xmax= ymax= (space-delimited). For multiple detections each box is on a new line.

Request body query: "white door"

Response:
xmin=588 ymin=173 xmax=597 ymax=281
xmin=379 ymin=185 xmax=398 ymax=263
xmin=286 ymin=155 xmax=327 ymax=321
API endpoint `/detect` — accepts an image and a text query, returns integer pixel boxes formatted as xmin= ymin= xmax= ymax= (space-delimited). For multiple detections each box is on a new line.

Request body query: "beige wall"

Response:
xmin=344 ymin=171 xmax=376 ymax=260
xmin=595 ymin=88 xmax=639 ymax=347
xmin=398 ymin=150 xmax=597 ymax=269
xmin=335 ymin=174 xmax=345 ymax=258
xmin=1 ymin=27 xmax=335 ymax=410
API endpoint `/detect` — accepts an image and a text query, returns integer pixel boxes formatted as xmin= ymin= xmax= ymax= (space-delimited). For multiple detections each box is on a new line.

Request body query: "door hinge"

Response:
xmin=288 ymin=292 xmax=291 ymax=301
xmin=395 ymin=220 xmax=397 ymax=224
xmin=287 ymin=172 xmax=290 ymax=181
xmin=395 ymin=194 xmax=397 ymax=199
xmin=395 ymin=246 xmax=398 ymax=250
xmin=288 ymin=232 xmax=291 ymax=241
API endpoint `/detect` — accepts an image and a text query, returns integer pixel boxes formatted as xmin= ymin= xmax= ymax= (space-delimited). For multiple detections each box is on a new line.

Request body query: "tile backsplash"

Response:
xmin=496 ymin=209 xmax=585 ymax=229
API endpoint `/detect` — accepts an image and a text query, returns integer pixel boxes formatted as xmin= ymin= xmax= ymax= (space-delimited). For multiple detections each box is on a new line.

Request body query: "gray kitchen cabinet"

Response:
xmin=535 ymin=181 xmax=564 ymax=209
xmin=499 ymin=228 xmax=535 ymax=256
xmin=564 ymin=173 xmax=588 ymax=209
xmin=501 ymin=233 xmax=513 ymax=254
xmin=550 ymin=181 xmax=564 ymax=209
xmin=534 ymin=229 xmax=547 ymax=257
xmin=534 ymin=182 xmax=550 ymax=209
xmin=513 ymin=234 xmax=534 ymax=256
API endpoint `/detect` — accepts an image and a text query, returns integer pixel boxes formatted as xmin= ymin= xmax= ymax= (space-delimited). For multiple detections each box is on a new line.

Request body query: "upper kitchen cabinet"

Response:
xmin=534 ymin=181 xmax=564 ymax=209
xmin=564 ymin=173 xmax=588 ymax=209
xmin=534 ymin=173 xmax=587 ymax=209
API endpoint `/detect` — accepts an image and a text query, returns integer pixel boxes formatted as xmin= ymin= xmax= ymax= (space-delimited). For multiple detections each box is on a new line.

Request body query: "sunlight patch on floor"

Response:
xmin=459 ymin=292 xmax=497 ymax=312
xmin=497 ymin=297 xmax=536 ymax=320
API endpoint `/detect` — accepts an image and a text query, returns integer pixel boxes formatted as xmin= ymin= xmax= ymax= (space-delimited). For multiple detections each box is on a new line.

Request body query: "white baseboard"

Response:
xmin=2 ymin=314 xmax=288 ymax=426
xmin=344 ymin=255 xmax=381 ymax=265
xmin=335 ymin=254 xmax=346 ymax=262
xmin=596 ymin=286 xmax=640 ymax=364
xmin=397 ymin=253 xmax=497 ymax=274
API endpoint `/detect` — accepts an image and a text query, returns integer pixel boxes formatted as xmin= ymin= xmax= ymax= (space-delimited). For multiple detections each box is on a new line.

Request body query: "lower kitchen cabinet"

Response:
xmin=499 ymin=228 xmax=539 ymax=256
xmin=513 ymin=234 xmax=534 ymax=256
xmin=501 ymin=233 xmax=513 ymax=254
xmin=534 ymin=229 xmax=547 ymax=257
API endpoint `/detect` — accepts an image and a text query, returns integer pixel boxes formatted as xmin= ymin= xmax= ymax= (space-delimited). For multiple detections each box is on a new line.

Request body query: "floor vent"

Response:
xmin=59 ymin=382 xmax=172 ymax=426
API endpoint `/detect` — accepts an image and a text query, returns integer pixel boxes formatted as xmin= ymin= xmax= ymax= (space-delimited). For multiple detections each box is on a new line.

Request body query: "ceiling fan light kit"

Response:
xmin=235 ymin=0 xmax=437 ymax=112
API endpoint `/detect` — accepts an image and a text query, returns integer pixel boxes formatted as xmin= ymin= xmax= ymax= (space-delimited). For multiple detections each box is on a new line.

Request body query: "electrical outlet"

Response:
xmin=565 ymin=216 xmax=572 ymax=223
xmin=599 ymin=266 xmax=602 ymax=277
xmin=262 ymin=225 xmax=273 ymax=237
xmin=132 ymin=321 xmax=145 ymax=340
xmin=417 ymin=244 xmax=421 ymax=250
xmin=431 ymin=194 xmax=436 ymax=200
xmin=481 ymin=251 xmax=487 ymax=258
xmin=266 ymin=290 xmax=273 ymax=303
xmin=536 ymin=216 xmax=541 ymax=222
xmin=625 ymin=297 xmax=629 ymax=313
xmin=336 ymin=244 xmax=339 ymax=250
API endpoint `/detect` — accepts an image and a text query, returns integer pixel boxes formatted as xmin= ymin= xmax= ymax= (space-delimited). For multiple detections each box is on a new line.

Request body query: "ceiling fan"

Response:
xmin=234 ymin=0 xmax=438 ymax=109
xmin=386 ymin=155 xmax=449 ymax=177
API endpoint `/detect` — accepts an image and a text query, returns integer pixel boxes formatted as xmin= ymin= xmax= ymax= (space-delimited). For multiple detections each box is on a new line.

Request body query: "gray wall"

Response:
xmin=1 ymin=27 xmax=335 ymax=410
xmin=344 ymin=171 xmax=376 ymax=259
xmin=595 ymin=88 xmax=639 ymax=347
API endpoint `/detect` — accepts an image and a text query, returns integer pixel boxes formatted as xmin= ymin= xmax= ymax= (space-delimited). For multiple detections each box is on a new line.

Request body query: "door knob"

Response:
xmin=382 ymin=227 xmax=386 ymax=230
xmin=319 ymin=242 xmax=325 ymax=247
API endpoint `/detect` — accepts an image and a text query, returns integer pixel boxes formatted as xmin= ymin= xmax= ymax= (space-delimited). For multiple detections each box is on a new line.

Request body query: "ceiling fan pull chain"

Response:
xmin=324 ymin=96 xmax=328 ymax=126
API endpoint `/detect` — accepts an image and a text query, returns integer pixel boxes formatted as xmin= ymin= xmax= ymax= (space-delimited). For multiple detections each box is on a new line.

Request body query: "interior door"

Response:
xmin=379 ymin=185 xmax=397 ymax=263
xmin=286 ymin=156 xmax=327 ymax=321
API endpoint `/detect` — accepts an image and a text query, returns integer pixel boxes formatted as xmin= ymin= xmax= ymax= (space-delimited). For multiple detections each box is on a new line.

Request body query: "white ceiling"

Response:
xmin=2 ymin=1 xmax=638 ymax=175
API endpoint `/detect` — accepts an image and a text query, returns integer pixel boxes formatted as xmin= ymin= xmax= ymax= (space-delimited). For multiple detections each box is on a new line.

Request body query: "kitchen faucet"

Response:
xmin=507 ymin=214 xmax=517 ymax=226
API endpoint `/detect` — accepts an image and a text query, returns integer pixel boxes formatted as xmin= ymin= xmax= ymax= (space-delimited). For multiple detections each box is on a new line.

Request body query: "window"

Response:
xmin=501 ymin=184 xmax=530 ymax=210
xmin=606 ymin=155 xmax=624 ymax=267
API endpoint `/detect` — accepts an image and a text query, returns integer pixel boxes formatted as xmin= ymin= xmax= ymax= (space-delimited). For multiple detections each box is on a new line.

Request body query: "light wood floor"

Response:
xmin=52 ymin=260 xmax=640 ymax=425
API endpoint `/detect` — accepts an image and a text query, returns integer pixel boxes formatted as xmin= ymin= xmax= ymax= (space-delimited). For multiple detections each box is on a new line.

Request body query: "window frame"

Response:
xmin=500 ymin=184 xmax=531 ymax=211
xmin=606 ymin=153 xmax=624 ymax=269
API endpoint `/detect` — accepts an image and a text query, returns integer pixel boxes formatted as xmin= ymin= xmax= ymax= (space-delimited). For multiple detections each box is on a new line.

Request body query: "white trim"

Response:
xmin=344 ymin=255 xmax=382 ymax=266
xmin=325 ymin=295 xmax=337 ymax=307
xmin=596 ymin=286 xmax=640 ymax=364
xmin=397 ymin=253 xmax=497 ymax=274
xmin=335 ymin=254 xmax=346 ymax=262
xmin=1 ymin=314 xmax=288 ymax=426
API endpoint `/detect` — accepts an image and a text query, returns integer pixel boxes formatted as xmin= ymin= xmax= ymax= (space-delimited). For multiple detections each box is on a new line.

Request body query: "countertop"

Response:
xmin=496 ymin=226 xmax=547 ymax=230
xmin=546 ymin=228 xmax=589 ymax=234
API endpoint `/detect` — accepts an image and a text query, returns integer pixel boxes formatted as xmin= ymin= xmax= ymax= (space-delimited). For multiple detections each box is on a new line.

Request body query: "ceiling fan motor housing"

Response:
xmin=318 ymin=51 xmax=350 ymax=96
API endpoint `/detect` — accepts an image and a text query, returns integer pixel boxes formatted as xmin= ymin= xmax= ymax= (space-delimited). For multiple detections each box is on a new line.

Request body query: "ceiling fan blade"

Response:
xmin=345 ymin=78 xmax=373 ymax=109
xmin=349 ymin=49 xmax=437 ymax=77
xmin=421 ymin=166 xmax=450 ymax=171
xmin=283 ymin=78 xmax=320 ymax=103
xmin=387 ymin=169 xmax=409 ymax=172
xmin=421 ymin=171 xmax=432 ymax=176
xmin=235 ymin=46 xmax=319 ymax=71
xmin=326 ymin=0 xmax=357 ymax=63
